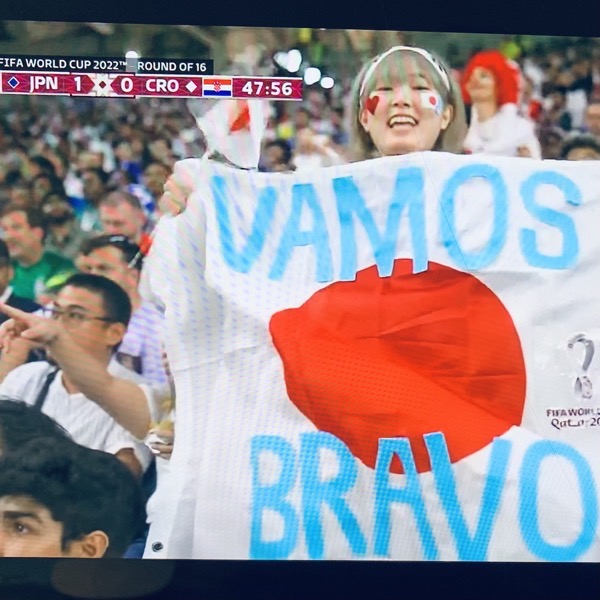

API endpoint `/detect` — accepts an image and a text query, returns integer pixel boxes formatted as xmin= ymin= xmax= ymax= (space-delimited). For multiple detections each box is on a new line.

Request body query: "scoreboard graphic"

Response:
xmin=0 ymin=55 xmax=303 ymax=101
xmin=2 ymin=72 xmax=207 ymax=98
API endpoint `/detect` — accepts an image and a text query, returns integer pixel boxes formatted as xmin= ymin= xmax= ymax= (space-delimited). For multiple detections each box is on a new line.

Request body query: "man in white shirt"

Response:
xmin=76 ymin=235 xmax=168 ymax=389
xmin=0 ymin=273 xmax=153 ymax=478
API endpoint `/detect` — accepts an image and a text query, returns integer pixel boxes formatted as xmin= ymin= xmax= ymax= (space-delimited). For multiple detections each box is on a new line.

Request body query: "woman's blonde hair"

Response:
xmin=349 ymin=47 xmax=467 ymax=161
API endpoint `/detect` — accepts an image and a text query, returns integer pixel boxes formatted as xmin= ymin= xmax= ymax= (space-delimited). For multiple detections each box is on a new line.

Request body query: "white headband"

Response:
xmin=359 ymin=46 xmax=451 ymax=99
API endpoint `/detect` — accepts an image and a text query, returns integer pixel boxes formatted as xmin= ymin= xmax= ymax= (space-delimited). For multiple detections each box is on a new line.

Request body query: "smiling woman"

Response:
xmin=157 ymin=46 xmax=468 ymax=218
xmin=349 ymin=46 xmax=467 ymax=160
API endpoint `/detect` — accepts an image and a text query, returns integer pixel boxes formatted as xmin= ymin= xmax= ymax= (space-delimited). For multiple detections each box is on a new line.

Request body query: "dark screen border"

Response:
xmin=0 ymin=0 xmax=598 ymax=598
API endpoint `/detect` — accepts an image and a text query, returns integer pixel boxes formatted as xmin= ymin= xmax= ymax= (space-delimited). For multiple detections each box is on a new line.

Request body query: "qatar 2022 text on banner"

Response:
xmin=146 ymin=152 xmax=600 ymax=562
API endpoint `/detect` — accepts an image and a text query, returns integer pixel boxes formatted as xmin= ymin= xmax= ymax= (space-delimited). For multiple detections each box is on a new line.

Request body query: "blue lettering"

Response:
xmin=212 ymin=176 xmax=277 ymax=273
xmin=248 ymin=433 xmax=600 ymax=561
xmin=373 ymin=438 xmax=438 ymax=559
xmin=519 ymin=440 xmax=598 ymax=561
xmin=270 ymin=184 xmax=333 ymax=282
xmin=299 ymin=432 xmax=367 ymax=558
xmin=520 ymin=172 xmax=581 ymax=269
xmin=440 ymin=164 xmax=508 ymax=270
xmin=425 ymin=433 xmax=511 ymax=560
xmin=333 ymin=168 xmax=427 ymax=281
xmin=250 ymin=435 xmax=299 ymax=559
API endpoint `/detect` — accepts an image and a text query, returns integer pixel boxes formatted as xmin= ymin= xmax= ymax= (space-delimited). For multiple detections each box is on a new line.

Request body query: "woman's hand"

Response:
xmin=517 ymin=145 xmax=533 ymax=158
xmin=146 ymin=428 xmax=174 ymax=460
xmin=159 ymin=168 xmax=194 ymax=216
xmin=159 ymin=177 xmax=190 ymax=216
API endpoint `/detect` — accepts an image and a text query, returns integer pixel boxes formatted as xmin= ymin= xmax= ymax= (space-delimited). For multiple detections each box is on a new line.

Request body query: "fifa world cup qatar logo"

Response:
xmin=568 ymin=333 xmax=594 ymax=401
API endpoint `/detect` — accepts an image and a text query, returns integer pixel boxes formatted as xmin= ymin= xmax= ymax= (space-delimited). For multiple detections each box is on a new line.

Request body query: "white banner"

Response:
xmin=147 ymin=152 xmax=600 ymax=561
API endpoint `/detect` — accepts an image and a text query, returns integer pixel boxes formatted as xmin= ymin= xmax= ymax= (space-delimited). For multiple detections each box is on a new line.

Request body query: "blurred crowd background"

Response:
xmin=0 ymin=25 xmax=598 ymax=223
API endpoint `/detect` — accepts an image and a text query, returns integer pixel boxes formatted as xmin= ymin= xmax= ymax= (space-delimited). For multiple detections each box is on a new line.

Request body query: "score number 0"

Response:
xmin=242 ymin=80 xmax=294 ymax=96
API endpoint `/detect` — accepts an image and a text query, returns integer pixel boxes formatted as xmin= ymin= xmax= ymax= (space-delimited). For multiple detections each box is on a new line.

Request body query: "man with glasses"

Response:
xmin=0 ymin=273 xmax=151 ymax=479
xmin=76 ymin=235 xmax=169 ymax=389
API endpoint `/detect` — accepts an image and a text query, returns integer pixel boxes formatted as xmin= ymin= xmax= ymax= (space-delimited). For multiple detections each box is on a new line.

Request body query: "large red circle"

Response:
xmin=269 ymin=260 xmax=526 ymax=474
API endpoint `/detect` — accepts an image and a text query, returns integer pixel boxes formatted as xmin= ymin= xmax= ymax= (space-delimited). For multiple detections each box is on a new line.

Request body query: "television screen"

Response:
xmin=0 ymin=2 xmax=598 ymax=598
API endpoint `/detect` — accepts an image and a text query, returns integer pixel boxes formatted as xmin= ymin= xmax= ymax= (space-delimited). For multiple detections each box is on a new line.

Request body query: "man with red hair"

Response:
xmin=461 ymin=50 xmax=541 ymax=158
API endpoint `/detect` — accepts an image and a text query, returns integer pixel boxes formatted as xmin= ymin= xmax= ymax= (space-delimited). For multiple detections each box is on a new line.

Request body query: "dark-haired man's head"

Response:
xmin=76 ymin=235 xmax=143 ymax=299
xmin=80 ymin=168 xmax=109 ymax=206
xmin=99 ymin=191 xmax=146 ymax=244
xmin=0 ymin=239 xmax=13 ymax=296
xmin=294 ymin=107 xmax=311 ymax=130
xmin=264 ymin=140 xmax=293 ymax=172
xmin=142 ymin=161 xmax=170 ymax=199
xmin=113 ymin=139 xmax=133 ymax=163
xmin=49 ymin=273 xmax=132 ymax=360
xmin=32 ymin=173 xmax=65 ymax=207
xmin=0 ymin=438 xmax=146 ymax=558
xmin=147 ymin=138 xmax=174 ymax=166
xmin=331 ymin=106 xmax=345 ymax=126
xmin=41 ymin=191 xmax=75 ymax=227
xmin=549 ymin=87 xmax=567 ymax=110
xmin=539 ymin=127 xmax=565 ymax=160
xmin=23 ymin=155 xmax=56 ymax=181
xmin=0 ymin=205 xmax=45 ymax=266
xmin=584 ymin=100 xmax=600 ymax=137
xmin=4 ymin=170 xmax=24 ymax=188
xmin=8 ymin=181 xmax=32 ymax=209
xmin=0 ymin=399 xmax=72 ymax=457
xmin=561 ymin=134 xmax=600 ymax=161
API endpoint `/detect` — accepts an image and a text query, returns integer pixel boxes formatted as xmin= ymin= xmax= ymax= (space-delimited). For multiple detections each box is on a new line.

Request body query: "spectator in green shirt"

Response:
xmin=0 ymin=205 xmax=76 ymax=302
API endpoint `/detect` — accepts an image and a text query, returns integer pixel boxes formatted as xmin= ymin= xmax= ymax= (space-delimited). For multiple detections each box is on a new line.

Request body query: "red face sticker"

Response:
xmin=365 ymin=95 xmax=380 ymax=115
xmin=229 ymin=102 xmax=251 ymax=133
xmin=269 ymin=260 xmax=526 ymax=474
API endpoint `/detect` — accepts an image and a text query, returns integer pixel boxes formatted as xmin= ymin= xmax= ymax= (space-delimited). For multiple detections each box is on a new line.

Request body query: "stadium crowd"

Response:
xmin=0 ymin=34 xmax=598 ymax=558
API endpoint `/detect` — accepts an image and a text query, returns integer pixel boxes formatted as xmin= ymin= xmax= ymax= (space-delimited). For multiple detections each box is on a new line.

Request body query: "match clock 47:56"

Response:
xmin=233 ymin=77 xmax=303 ymax=101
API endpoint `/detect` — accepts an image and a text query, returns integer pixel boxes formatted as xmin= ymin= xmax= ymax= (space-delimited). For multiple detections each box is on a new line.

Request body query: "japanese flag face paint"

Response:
xmin=358 ymin=49 xmax=452 ymax=156
xmin=419 ymin=90 xmax=443 ymax=115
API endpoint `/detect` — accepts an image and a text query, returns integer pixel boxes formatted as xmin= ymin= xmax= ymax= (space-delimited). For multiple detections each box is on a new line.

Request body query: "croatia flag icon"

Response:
xmin=203 ymin=77 xmax=233 ymax=97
